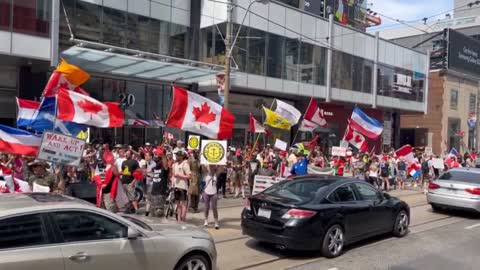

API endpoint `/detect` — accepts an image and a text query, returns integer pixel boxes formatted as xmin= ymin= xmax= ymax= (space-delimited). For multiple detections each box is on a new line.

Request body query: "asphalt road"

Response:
xmin=133 ymin=189 xmax=480 ymax=270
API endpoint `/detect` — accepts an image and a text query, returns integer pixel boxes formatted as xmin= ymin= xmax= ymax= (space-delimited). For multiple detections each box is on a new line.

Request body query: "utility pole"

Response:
xmin=224 ymin=0 xmax=233 ymax=109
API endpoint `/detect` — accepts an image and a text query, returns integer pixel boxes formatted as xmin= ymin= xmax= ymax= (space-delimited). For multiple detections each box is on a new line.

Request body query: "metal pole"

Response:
xmin=224 ymin=0 xmax=233 ymax=109
xmin=372 ymin=32 xmax=379 ymax=108
xmin=424 ymin=50 xmax=430 ymax=115
xmin=325 ymin=13 xmax=334 ymax=103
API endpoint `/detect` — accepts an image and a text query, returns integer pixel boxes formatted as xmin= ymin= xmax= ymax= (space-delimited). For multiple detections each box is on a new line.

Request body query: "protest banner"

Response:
xmin=37 ymin=131 xmax=86 ymax=166
xmin=274 ymin=138 xmax=287 ymax=151
xmin=201 ymin=140 xmax=227 ymax=165
xmin=252 ymin=175 xmax=286 ymax=195
xmin=433 ymin=158 xmax=445 ymax=169
xmin=331 ymin=146 xmax=347 ymax=157
xmin=187 ymin=135 xmax=201 ymax=150
xmin=33 ymin=182 xmax=50 ymax=193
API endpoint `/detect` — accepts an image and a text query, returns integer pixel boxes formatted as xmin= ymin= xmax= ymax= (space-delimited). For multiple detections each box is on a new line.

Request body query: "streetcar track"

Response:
xmin=228 ymin=213 xmax=466 ymax=270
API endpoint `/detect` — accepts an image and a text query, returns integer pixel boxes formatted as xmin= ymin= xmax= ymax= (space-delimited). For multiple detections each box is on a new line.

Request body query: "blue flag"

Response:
xmin=28 ymin=97 xmax=86 ymax=136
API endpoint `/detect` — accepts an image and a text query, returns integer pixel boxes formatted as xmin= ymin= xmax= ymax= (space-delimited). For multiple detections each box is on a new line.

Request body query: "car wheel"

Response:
xmin=392 ymin=210 xmax=409 ymax=237
xmin=321 ymin=224 xmax=344 ymax=258
xmin=175 ymin=254 xmax=210 ymax=270
xmin=431 ymin=204 xmax=441 ymax=212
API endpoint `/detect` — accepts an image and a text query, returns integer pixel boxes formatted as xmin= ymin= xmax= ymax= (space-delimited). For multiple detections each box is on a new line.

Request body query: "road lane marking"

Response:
xmin=465 ymin=223 xmax=480 ymax=229
xmin=327 ymin=268 xmax=339 ymax=270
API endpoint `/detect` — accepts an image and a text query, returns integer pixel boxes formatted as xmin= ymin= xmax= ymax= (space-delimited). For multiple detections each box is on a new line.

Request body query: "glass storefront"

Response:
xmin=0 ymin=0 xmax=51 ymax=37
xmin=60 ymin=0 xmax=189 ymax=59
xmin=377 ymin=64 xmax=425 ymax=102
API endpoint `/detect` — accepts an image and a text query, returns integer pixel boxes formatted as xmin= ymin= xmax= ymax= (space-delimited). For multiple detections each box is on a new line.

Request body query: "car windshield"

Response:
xmin=121 ymin=216 xmax=153 ymax=231
xmin=263 ymin=179 xmax=334 ymax=203
xmin=438 ymin=170 xmax=480 ymax=184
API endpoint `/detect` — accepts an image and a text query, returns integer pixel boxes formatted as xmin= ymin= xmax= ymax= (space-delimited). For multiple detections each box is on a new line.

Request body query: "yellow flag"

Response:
xmin=76 ymin=130 xmax=88 ymax=140
xmin=263 ymin=107 xmax=291 ymax=130
xmin=56 ymin=58 xmax=90 ymax=86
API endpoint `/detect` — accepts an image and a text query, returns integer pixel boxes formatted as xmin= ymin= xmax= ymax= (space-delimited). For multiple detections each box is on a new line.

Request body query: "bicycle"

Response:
xmin=164 ymin=188 xmax=178 ymax=221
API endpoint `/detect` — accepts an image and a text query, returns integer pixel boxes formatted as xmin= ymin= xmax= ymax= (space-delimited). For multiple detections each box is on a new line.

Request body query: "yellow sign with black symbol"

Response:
xmin=187 ymin=135 xmax=200 ymax=150
xmin=200 ymin=140 xmax=227 ymax=165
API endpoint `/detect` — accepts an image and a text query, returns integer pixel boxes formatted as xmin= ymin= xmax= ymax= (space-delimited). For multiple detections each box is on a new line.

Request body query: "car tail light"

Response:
xmin=282 ymin=209 xmax=316 ymax=219
xmin=466 ymin=188 xmax=480 ymax=195
xmin=244 ymin=199 xmax=251 ymax=211
xmin=428 ymin=183 xmax=440 ymax=190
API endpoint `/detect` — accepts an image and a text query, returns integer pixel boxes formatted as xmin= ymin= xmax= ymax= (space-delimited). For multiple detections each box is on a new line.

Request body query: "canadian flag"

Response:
xmin=344 ymin=124 xmax=368 ymax=152
xmin=166 ymin=86 xmax=235 ymax=139
xmin=299 ymin=119 xmax=320 ymax=132
xmin=57 ymin=88 xmax=124 ymax=128
xmin=249 ymin=114 xmax=265 ymax=133
xmin=304 ymin=97 xmax=327 ymax=128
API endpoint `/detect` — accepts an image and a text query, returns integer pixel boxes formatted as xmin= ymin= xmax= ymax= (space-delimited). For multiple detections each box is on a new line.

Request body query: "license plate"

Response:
xmin=257 ymin=208 xmax=271 ymax=219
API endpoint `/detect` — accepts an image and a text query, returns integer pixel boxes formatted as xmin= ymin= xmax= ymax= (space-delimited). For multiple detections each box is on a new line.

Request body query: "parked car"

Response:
xmin=0 ymin=193 xmax=216 ymax=270
xmin=427 ymin=168 xmax=480 ymax=212
xmin=241 ymin=176 xmax=410 ymax=258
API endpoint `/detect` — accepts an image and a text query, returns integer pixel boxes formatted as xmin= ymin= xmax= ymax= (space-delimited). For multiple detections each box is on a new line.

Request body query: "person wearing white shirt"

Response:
xmin=203 ymin=165 xmax=219 ymax=229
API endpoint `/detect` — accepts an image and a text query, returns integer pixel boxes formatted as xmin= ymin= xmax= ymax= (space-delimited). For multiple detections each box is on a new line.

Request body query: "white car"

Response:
xmin=0 ymin=193 xmax=216 ymax=270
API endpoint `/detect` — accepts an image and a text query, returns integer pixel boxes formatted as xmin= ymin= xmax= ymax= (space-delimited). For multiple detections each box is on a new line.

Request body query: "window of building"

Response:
xmin=170 ymin=24 xmax=189 ymax=59
xmin=0 ymin=0 xmax=11 ymax=30
xmin=469 ymin=94 xmax=476 ymax=113
xmin=232 ymin=24 xmax=248 ymax=72
xmin=127 ymin=14 xmax=160 ymax=53
xmin=275 ymin=0 xmax=300 ymax=8
xmin=284 ymin=38 xmax=300 ymax=81
xmin=102 ymin=6 xmax=127 ymax=47
xmin=299 ymin=42 xmax=314 ymax=84
xmin=0 ymin=214 xmax=49 ymax=249
xmin=53 ymin=211 xmax=127 ymax=243
xmin=312 ymin=46 xmax=326 ymax=85
xmin=12 ymin=0 xmax=51 ymax=37
xmin=267 ymin=33 xmax=285 ymax=79
xmin=450 ymin=89 xmax=458 ymax=110
xmin=247 ymin=28 xmax=266 ymax=75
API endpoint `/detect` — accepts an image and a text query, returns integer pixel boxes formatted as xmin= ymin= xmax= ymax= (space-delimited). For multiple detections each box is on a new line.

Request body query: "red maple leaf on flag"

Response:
xmin=192 ymin=102 xmax=216 ymax=125
xmin=77 ymin=99 xmax=103 ymax=120
xmin=354 ymin=134 xmax=363 ymax=143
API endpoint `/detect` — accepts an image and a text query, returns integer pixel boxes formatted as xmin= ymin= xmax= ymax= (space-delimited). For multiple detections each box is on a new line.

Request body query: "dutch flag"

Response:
xmin=349 ymin=106 xmax=384 ymax=139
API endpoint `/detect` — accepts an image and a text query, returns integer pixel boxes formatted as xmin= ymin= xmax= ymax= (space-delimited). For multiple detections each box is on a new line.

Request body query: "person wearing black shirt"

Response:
xmin=121 ymin=150 xmax=140 ymax=214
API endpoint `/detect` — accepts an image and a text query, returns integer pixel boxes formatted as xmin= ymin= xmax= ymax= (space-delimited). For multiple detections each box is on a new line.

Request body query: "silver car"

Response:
xmin=427 ymin=168 xmax=480 ymax=212
xmin=0 ymin=193 xmax=216 ymax=270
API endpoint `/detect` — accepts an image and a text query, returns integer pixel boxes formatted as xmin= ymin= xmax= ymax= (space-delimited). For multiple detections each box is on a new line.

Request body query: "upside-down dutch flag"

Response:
xmin=349 ymin=106 xmax=384 ymax=139
xmin=16 ymin=98 xmax=39 ymax=128
xmin=0 ymin=125 xmax=41 ymax=156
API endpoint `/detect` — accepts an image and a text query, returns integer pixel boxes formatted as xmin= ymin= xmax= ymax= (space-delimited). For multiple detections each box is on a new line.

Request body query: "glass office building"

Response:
xmin=0 ymin=0 xmax=428 ymax=149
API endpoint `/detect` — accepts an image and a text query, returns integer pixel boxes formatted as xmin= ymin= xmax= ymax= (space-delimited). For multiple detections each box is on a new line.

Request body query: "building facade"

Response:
xmin=0 ymin=0 xmax=427 ymax=150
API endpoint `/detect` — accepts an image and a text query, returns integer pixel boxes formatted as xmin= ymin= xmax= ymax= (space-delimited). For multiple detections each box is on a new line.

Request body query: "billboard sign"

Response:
xmin=448 ymin=29 xmax=480 ymax=78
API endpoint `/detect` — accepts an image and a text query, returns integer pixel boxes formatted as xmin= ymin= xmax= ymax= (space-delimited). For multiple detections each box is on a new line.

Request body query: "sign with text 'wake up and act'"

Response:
xmin=37 ymin=131 xmax=86 ymax=166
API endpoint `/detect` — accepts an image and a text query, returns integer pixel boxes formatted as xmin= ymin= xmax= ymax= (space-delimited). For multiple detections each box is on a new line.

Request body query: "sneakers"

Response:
xmin=203 ymin=221 xmax=208 ymax=227
xmin=214 ymin=222 xmax=220 ymax=230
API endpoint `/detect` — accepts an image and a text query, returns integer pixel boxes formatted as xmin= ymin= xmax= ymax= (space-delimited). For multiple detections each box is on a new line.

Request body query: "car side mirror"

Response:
xmin=127 ymin=228 xmax=141 ymax=240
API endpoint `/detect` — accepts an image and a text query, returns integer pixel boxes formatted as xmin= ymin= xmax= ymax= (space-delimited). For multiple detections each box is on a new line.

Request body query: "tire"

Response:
xmin=392 ymin=210 xmax=409 ymax=237
xmin=175 ymin=254 xmax=210 ymax=270
xmin=431 ymin=204 xmax=441 ymax=212
xmin=321 ymin=224 xmax=345 ymax=258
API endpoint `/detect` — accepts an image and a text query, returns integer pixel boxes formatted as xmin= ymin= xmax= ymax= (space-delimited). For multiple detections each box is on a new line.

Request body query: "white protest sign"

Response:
xmin=339 ymin=140 xmax=349 ymax=149
xmin=201 ymin=140 xmax=227 ymax=165
xmin=252 ymin=175 xmax=286 ymax=195
xmin=331 ymin=146 xmax=347 ymax=157
xmin=37 ymin=131 xmax=86 ymax=166
xmin=425 ymin=147 xmax=433 ymax=155
xmin=33 ymin=182 xmax=50 ymax=193
xmin=274 ymin=139 xmax=288 ymax=151
xmin=187 ymin=135 xmax=201 ymax=150
xmin=433 ymin=158 xmax=444 ymax=169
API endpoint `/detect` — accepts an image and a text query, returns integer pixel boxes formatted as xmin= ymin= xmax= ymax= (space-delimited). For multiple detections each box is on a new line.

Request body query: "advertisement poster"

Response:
xmin=200 ymin=140 xmax=227 ymax=165
xmin=252 ymin=175 xmax=286 ymax=195
xmin=37 ymin=131 xmax=86 ymax=166
xmin=187 ymin=135 xmax=201 ymax=150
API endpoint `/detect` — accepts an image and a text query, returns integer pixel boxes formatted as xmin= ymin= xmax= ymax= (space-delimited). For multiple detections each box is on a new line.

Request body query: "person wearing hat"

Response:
xmin=28 ymin=160 xmax=58 ymax=192
xmin=290 ymin=150 xmax=309 ymax=177
xmin=172 ymin=149 xmax=191 ymax=222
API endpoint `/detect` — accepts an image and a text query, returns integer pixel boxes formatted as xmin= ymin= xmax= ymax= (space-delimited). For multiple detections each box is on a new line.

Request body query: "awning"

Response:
xmin=61 ymin=42 xmax=229 ymax=84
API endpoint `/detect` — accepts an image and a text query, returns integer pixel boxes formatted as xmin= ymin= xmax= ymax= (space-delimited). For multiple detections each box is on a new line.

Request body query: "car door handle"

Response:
xmin=69 ymin=252 xmax=89 ymax=262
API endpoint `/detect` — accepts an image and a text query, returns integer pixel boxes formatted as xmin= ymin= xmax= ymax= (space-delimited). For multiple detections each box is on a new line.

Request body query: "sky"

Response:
xmin=368 ymin=0 xmax=454 ymax=31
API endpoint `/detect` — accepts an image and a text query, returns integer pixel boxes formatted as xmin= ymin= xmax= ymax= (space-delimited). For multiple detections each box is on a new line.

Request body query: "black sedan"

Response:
xmin=241 ymin=176 xmax=410 ymax=258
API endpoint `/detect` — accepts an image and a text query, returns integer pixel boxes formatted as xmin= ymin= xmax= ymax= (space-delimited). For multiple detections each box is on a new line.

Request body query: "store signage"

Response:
xmin=448 ymin=29 xmax=480 ymax=78
xmin=119 ymin=93 xmax=135 ymax=107
xmin=393 ymin=74 xmax=412 ymax=94
xmin=37 ymin=131 xmax=86 ymax=166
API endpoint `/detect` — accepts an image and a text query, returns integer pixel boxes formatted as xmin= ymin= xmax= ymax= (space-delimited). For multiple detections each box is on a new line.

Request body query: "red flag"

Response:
xmin=249 ymin=114 xmax=265 ymax=133
xmin=43 ymin=59 xmax=90 ymax=97
xmin=305 ymin=134 xmax=320 ymax=150
xmin=304 ymin=97 xmax=327 ymax=127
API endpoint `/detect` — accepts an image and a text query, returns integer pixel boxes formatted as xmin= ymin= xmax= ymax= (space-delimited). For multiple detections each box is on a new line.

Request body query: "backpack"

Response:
xmin=421 ymin=160 xmax=429 ymax=172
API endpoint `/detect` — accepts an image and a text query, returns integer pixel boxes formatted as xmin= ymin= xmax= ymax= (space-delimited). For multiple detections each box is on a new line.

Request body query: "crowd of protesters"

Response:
xmin=0 ymin=138 xmax=477 ymax=228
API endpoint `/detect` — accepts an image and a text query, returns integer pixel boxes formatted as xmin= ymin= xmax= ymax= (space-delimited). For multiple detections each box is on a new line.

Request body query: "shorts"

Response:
xmin=397 ymin=171 xmax=407 ymax=181
xmin=174 ymin=188 xmax=188 ymax=201
xmin=232 ymin=170 xmax=244 ymax=185
xmin=102 ymin=193 xmax=118 ymax=213
xmin=122 ymin=184 xmax=136 ymax=202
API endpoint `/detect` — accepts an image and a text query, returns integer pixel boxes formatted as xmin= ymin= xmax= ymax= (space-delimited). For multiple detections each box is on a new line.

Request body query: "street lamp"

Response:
xmin=223 ymin=0 xmax=270 ymax=109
